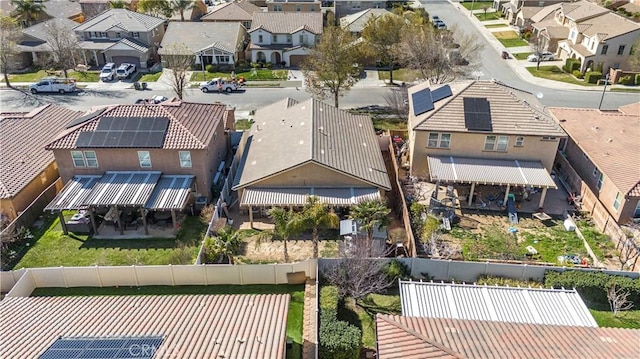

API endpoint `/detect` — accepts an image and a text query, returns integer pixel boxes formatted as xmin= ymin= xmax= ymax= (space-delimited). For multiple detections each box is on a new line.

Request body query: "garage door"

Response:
xmin=288 ymin=55 xmax=306 ymax=68
xmin=111 ymin=56 xmax=141 ymax=69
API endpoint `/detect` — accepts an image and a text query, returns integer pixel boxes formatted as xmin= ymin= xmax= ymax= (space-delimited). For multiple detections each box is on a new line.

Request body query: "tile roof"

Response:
xmin=0 ymin=105 xmax=83 ymax=199
xmin=105 ymin=37 xmax=150 ymax=52
xmin=0 ymin=294 xmax=290 ymax=359
xmin=46 ymin=101 xmax=230 ymax=150
xmin=159 ymin=22 xmax=243 ymax=54
xmin=43 ymin=0 xmax=82 ymax=19
xmin=376 ymin=314 xmax=640 ymax=359
xmin=340 ymin=8 xmax=394 ymax=33
xmin=561 ymin=0 xmax=609 ymax=22
xmin=249 ymin=12 xmax=323 ymax=34
xmin=232 ymin=98 xmax=391 ymax=191
xmin=400 ymin=281 xmax=594 ymax=326
xmin=530 ymin=3 xmax=562 ymax=23
xmin=202 ymin=0 xmax=261 ymax=22
xmin=21 ymin=17 xmax=79 ymax=42
xmin=408 ymin=80 xmax=566 ymax=137
xmin=549 ymin=105 xmax=640 ymax=197
xmin=578 ymin=12 xmax=640 ymax=40
xmin=73 ymin=9 xmax=165 ymax=33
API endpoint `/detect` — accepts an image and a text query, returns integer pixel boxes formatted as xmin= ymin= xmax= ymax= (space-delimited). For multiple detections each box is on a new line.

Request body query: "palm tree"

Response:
xmin=260 ymin=207 xmax=303 ymax=263
xmin=349 ymin=199 xmax=391 ymax=255
xmin=300 ymin=196 xmax=339 ymax=258
xmin=204 ymin=226 xmax=243 ymax=264
xmin=109 ymin=0 xmax=127 ymax=9
xmin=170 ymin=0 xmax=194 ymax=21
xmin=10 ymin=0 xmax=46 ymax=27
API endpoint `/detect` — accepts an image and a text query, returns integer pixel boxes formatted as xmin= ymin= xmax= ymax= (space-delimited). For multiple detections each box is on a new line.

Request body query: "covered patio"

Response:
xmin=45 ymin=171 xmax=195 ymax=237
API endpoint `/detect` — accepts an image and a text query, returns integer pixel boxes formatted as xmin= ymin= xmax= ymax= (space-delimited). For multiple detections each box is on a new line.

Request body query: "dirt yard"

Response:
xmin=235 ymin=235 xmax=340 ymax=264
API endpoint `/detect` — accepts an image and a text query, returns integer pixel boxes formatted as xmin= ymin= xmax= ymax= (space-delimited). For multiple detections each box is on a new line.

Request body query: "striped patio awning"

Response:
xmin=240 ymin=187 xmax=381 ymax=207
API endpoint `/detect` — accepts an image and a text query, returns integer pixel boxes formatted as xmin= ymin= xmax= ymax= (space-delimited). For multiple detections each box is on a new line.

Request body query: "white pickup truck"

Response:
xmin=116 ymin=63 xmax=136 ymax=79
xmin=29 ymin=77 xmax=77 ymax=94
xmin=200 ymin=78 xmax=238 ymax=93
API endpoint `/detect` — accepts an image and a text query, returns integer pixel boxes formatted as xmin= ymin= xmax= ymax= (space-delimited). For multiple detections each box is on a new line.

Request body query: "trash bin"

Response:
xmin=141 ymin=82 xmax=148 ymax=90
xmin=134 ymin=82 xmax=141 ymax=90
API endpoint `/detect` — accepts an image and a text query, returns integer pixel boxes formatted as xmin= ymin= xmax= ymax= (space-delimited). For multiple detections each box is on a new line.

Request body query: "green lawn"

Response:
xmin=611 ymin=87 xmax=640 ymax=92
xmin=461 ymin=1 xmax=493 ymax=10
xmin=190 ymin=69 xmax=288 ymax=82
xmin=590 ymin=309 xmax=640 ymax=329
xmin=513 ymin=52 xmax=533 ymax=60
xmin=526 ymin=66 xmax=596 ymax=86
xmin=339 ymin=292 xmax=402 ymax=349
xmin=138 ymin=72 xmax=163 ymax=82
xmin=475 ymin=12 xmax=502 ymax=21
xmin=235 ymin=119 xmax=253 ymax=130
xmin=32 ymin=284 xmax=305 ymax=358
xmin=485 ymin=23 xmax=508 ymax=28
xmin=13 ymin=214 xmax=206 ymax=268
xmin=377 ymin=68 xmax=422 ymax=82
xmin=372 ymin=118 xmax=407 ymax=132
xmin=492 ymin=31 xmax=528 ymax=47
xmin=498 ymin=38 xmax=529 ymax=47
xmin=9 ymin=70 xmax=101 ymax=82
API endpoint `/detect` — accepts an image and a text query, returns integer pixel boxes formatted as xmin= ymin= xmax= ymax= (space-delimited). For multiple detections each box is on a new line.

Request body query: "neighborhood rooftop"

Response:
xmin=376 ymin=314 xmax=640 ymax=359
xmin=73 ymin=8 xmax=165 ymax=32
xmin=0 ymin=294 xmax=290 ymax=359
xmin=549 ymin=104 xmax=640 ymax=196
xmin=159 ymin=22 xmax=244 ymax=54
xmin=399 ymin=280 xmax=596 ymax=327
xmin=201 ymin=0 xmax=260 ymax=21
xmin=0 ymin=105 xmax=83 ymax=199
xmin=249 ymin=12 xmax=323 ymax=34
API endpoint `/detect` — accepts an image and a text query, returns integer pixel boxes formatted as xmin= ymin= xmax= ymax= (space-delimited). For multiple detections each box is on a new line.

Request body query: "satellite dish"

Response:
xmin=536 ymin=92 xmax=544 ymax=99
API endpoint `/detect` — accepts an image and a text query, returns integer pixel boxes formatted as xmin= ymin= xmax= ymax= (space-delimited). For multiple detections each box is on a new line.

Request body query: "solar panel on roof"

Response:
xmin=463 ymin=97 xmax=492 ymax=131
xmin=66 ymin=108 xmax=107 ymax=129
xmin=75 ymin=117 xmax=170 ymax=149
xmin=75 ymin=132 xmax=93 ymax=147
xmin=137 ymin=118 xmax=154 ymax=131
xmin=95 ymin=117 xmax=114 ymax=131
xmin=90 ymin=131 xmax=109 ymax=147
xmin=132 ymin=132 xmax=150 ymax=147
xmin=431 ymin=85 xmax=452 ymax=103
xmin=118 ymin=131 xmax=136 ymax=147
xmin=151 ymin=117 xmax=169 ymax=131
xmin=147 ymin=132 xmax=166 ymax=147
xmin=124 ymin=117 xmax=141 ymax=131
xmin=411 ymin=88 xmax=434 ymax=116
xmin=40 ymin=336 xmax=164 ymax=359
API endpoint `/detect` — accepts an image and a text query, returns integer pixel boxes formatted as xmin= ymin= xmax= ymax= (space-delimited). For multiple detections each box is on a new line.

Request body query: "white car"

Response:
xmin=200 ymin=78 xmax=238 ymax=93
xmin=99 ymin=63 xmax=116 ymax=81
xmin=116 ymin=63 xmax=136 ymax=79
xmin=527 ymin=52 xmax=556 ymax=62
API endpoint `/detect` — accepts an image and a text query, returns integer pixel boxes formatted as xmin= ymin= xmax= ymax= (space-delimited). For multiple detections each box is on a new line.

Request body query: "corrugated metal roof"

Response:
xmin=83 ymin=171 xmax=161 ymax=207
xmin=241 ymin=187 xmax=380 ymax=206
xmin=145 ymin=175 xmax=194 ymax=211
xmin=0 ymin=294 xmax=289 ymax=359
xmin=105 ymin=37 xmax=150 ymax=53
xmin=45 ymin=175 xmax=102 ymax=211
xmin=427 ymin=156 xmax=557 ymax=188
xmin=399 ymin=281 xmax=597 ymax=327
xmin=376 ymin=314 xmax=640 ymax=359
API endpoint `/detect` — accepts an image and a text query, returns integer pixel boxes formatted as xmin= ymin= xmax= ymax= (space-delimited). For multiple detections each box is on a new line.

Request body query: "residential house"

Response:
xmin=73 ymin=9 xmax=166 ymax=69
xmin=79 ymin=0 xmax=139 ymax=21
xmin=1 ymin=0 xmax=83 ymax=26
xmin=231 ymin=98 xmax=391 ymax=226
xmin=159 ymin=22 xmax=246 ymax=68
xmin=201 ymin=0 xmax=261 ymax=29
xmin=407 ymin=80 xmax=566 ymax=209
xmin=513 ymin=5 xmax=546 ymax=28
xmin=340 ymin=8 xmax=393 ymax=36
xmin=248 ymin=12 xmax=322 ymax=66
xmin=550 ymin=103 xmax=640 ymax=224
xmin=333 ymin=0 xmax=390 ymax=19
xmin=376 ymin=314 xmax=640 ymax=358
xmin=495 ymin=0 xmax=563 ymax=25
xmin=0 ymin=294 xmax=290 ymax=358
xmin=0 ymin=105 xmax=83 ymax=221
xmin=266 ymin=0 xmax=321 ymax=12
xmin=529 ymin=3 xmax=566 ymax=51
xmin=14 ymin=17 xmax=80 ymax=69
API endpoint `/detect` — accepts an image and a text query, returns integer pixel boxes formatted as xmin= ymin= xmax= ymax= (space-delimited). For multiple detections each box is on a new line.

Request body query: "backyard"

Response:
xmin=11 ymin=212 xmax=206 ymax=269
xmin=492 ymin=31 xmax=528 ymax=47
xmin=526 ymin=65 xmax=597 ymax=86
xmin=32 ymin=284 xmax=305 ymax=359
xmin=190 ymin=69 xmax=288 ymax=82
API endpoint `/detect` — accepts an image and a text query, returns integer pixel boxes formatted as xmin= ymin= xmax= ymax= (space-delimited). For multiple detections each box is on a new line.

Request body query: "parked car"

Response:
xmin=434 ymin=20 xmax=447 ymax=30
xmin=432 ymin=15 xmax=440 ymax=22
xmin=527 ymin=52 xmax=556 ymax=62
xmin=116 ymin=63 xmax=136 ymax=79
xmin=135 ymin=95 xmax=168 ymax=104
xmin=29 ymin=77 xmax=77 ymax=94
xmin=99 ymin=63 xmax=116 ymax=82
xmin=200 ymin=78 xmax=238 ymax=93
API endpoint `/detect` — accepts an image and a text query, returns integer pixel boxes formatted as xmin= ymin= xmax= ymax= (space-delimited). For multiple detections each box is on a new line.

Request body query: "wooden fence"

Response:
xmin=1 ymin=179 xmax=62 ymax=239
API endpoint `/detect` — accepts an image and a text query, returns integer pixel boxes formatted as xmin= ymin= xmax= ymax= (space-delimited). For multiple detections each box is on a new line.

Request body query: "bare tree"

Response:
xmin=0 ymin=16 xmax=21 ymax=87
xmin=383 ymin=86 xmax=409 ymax=122
xmin=607 ymin=285 xmax=634 ymax=317
xmin=161 ymin=44 xmax=194 ymax=99
xmin=616 ymin=231 xmax=640 ymax=271
xmin=399 ymin=24 xmax=484 ymax=84
xmin=629 ymin=36 xmax=640 ymax=71
xmin=45 ymin=19 xmax=82 ymax=78
xmin=529 ymin=32 xmax=546 ymax=70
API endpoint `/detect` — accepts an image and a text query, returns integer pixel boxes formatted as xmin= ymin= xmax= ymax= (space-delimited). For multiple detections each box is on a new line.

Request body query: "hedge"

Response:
xmin=619 ymin=75 xmax=635 ymax=85
xmin=319 ymin=312 xmax=362 ymax=359
xmin=635 ymin=73 xmax=640 ymax=86
xmin=584 ymin=71 xmax=602 ymax=84
xmin=572 ymin=70 xmax=584 ymax=79
xmin=563 ymin=58 xmax=580 ymax=73
xmin=544 ymin=270 xmax=640 ymax=307
xmin=320 ymin=286 xmax=339 ymax=315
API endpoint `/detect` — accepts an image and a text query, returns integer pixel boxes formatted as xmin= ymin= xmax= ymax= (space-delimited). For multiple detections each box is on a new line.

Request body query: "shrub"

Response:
xmin=544 ymin=270 xmax=640 ymax=308
xmin=563 ymin=58 xmax=580 ymax=73
xmin=635 ymin=73 xmax=640 ymax=85
xmin=572 ymin=70 xmax=584 ymax=79
xmin=205 ymin=64 xmax=217 ymax=73
xmin=319 ymin=312 xmax=361 ymax=359
xmin=320 ymin=286 xmax=339 ymax=315
xmin=584 ymin=71 xmax=602 ymax=84
xmin=384 ymin=259 xmax=411 ymax=284
xmin=236 ymin=60 xmax=247 ymax=70
xmin=265 ymin=62 xmax=273 ymax=69
xmin=250 ymin=62 xmax=260 ymax=69
xmin=476 ymin=275 xmax=543 ymax=287
xmin=596 ymin=62 xmax=604 ymax=73
xmin=619 ymin=75 xmax=635 ymax=85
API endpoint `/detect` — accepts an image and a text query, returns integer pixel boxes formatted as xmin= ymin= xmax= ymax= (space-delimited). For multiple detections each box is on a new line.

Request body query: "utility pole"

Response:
xmin=199 ymin=52 xmax=206 ymax=82
xmin=470 ymin=0 xmax=476 ymax=17
xmin=598 ymin=74 xmax=610 ymax=110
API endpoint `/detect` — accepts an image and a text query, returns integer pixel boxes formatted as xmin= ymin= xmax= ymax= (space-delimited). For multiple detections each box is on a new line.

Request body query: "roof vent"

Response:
xmin=607 ymin=138 xmax=612 ymax=143
xmin=444 ymin=327 xmax=458 ymax=334
xmin=599 ymin=336 xmax=616 ymax=343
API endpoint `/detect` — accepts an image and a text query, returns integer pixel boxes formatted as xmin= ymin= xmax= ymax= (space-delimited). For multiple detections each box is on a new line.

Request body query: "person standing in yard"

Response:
xmin=217 ymin=82 xmax=222 ymax=94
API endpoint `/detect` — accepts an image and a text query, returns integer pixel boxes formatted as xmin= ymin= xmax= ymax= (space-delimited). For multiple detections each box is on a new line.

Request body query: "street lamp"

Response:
xmin=198 ymin=51 xmax=206 ymax=82
xmin=598 ymin=74 xmax=610 ymax=110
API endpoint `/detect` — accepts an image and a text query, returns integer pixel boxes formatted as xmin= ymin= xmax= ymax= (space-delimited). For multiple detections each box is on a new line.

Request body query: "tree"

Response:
xmin=616 ymin=231 xmax=640 ymax=271
xmin=170 ymin=0 xmax=194 ymax=21
xmin=629 ymin=36 xmax=640 ymax=71
xmin=44 ymin=20 xmax=82 ymax=78
xmin=349 ymin=199 xmax=390 ymax=255
xmin=299 ymin=196 xmax=339 ymax=258
xmin=607 ymin=285 xmax=634 ymax=317
xmin=301 ymin=21 xmax=363 ymax=108
xmin=361 ymin=13 xmax=406 ymax=84
xmin=0 ymin=16 xmax=21 ymax=87
xmin=383 ymin=86 xmax=409 ymax=122
xmin=137 ymin=0 xmax=172 ymax=18
xmin=529 ymin=32 xmax=546 ymax=70
xmin=161 ymin=44 xmax=193 ymax=99
xmin=10 ymin=0 xmax=46 ymax=27
xmin=109 ymin=0 xmax=127 ymax=9
xmin=257 ymin=207 xmax=303 ymax=263
xmin=399 ymin=24 xmax=484 ymax=84
xmin=203 ymin=226 xmax=244 ymax=264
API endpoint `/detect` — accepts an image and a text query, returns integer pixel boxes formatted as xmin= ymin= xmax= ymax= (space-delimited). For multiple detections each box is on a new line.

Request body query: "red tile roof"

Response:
xmin=0 ymin=104 xmax=84 ymax=198
xmin=46 ymin=100 xmax=230 ymax=150
xmin=376 ymin=315 xmax=640 ymax=359
xmin=0 ymin=294 xmax=290 ymax=359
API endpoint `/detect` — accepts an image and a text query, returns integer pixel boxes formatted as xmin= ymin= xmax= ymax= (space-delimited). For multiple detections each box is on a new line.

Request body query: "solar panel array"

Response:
xmin=411 ymin=88 xmax=434 ymax=116
xmin=431 ymin=84 xmax=452 ymax=103
xmin=40 ymin=336 xmax=164 ymax=359
xmin=75 ymin=117 xmax=169 ymax=148
xmin=463 ymin=97 xmax=492 ymax=131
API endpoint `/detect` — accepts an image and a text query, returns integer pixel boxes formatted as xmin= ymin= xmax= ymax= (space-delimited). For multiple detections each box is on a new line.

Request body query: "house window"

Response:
xmin=541 ymin=136 xmax=557 ymax=141
xmin=596 ymin=172 xmax=604 ymax=190
xmin=274 ymin=4 xmax=282 ymax=11
xmin=601 ymin=45 xmax=608 ymax=55
xmin=287 ymin=34 xmax=292 ymax=43
xmin=439 ymin=133 xmax=451 ymax=148
xmin=634 ymin=201 xmax=640 ymax=218
xmin=484 ymin=135 xmax=509 ymax=151
xmin=351 ymin=1 xmax=361 ymax=9
xmin=71 ymin=150 xmax=98 ymax=167
xmin=484 ymin=135 xmax=497 ymax=151
xmin=613 ymin=192 xmax=622 ymax=211
xmin=71 ymin=151 xmax=85 ymax=167
xmin=138 ymin=151 xmax=152 ymax=168
xmin=496 ymin=136 xmax=509 ymax=151
xmin=428 ymin=133 xmax=439 ymax=147
xmin=617 ymin=45 xmax=626 ymax=55
xmin=299 ymin=34 xmax=308 ymax=45
xmin=132 ymin=32 xmax=140 ymax=38
xmin=296 ymin=4 xmax=301 ymax=11
xmin=258 ymin=34 xmax=263 ymax=43
xmin=179 ymin=151 xmax=192 ymax=168
xmin=311 ymin=6 xmax=315 ymax=11
xmin=272 ymin=35 xmax=277 ymax=43
xmin=116 ymin=32 xmax=121 ymax=38
xmin=427 ymin=133 xmax=451 ymax=148
xmin=84 ymin=151 xmax=98 ymax=167
xmin=515 ymin=136 xmax=524 ymax=147
xmin=215 ymin=55 xmax=230 ymax=63
xmin=242 ymin=21 xmax=251 ymax=28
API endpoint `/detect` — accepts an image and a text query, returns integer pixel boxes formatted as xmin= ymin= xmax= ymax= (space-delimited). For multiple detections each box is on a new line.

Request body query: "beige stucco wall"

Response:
xmin=254 ymin=162 xmax=373 ymax=187
xmin=409 ymin=131 xmax=561 ymax=179
xmin=0 ymin=163 xmax=60 ymax=220
xmin=267 ymin=2 xmax=321 ymax=11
